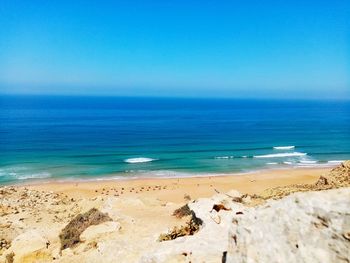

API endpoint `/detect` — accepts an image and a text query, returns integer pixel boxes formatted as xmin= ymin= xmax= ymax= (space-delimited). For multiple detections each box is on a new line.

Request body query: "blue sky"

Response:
xmin=0 ymin=1 xmax=349 ymax=98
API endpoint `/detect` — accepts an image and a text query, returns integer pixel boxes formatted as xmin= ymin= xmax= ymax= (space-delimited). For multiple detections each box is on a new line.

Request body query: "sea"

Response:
xmin=0 ymin=95 xmax=349 ymax=184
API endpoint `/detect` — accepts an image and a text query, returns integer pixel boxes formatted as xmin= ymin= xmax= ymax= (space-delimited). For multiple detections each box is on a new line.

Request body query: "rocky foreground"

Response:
xmin=0 ymin=162 xmax=349 ymax=263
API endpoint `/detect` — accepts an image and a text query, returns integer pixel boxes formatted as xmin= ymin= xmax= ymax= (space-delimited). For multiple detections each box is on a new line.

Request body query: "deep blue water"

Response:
xmin=0 ymin=95 xmax=349 ymax=184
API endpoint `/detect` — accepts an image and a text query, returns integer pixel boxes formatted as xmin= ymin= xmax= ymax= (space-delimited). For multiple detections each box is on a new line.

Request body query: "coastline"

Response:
xmin=20 ymin=167 xmax=327 ymax=203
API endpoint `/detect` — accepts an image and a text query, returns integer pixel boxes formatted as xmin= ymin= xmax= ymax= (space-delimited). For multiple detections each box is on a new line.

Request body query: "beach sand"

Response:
xmin=0 ymin=167 xmax=334 ymax=262
xmin=25 ymin=167 xmax=325 ymax=202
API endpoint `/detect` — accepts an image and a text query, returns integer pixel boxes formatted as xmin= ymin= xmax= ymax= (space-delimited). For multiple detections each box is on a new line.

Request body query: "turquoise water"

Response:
xmin=0 ymin=95 xmax=349 ymax=184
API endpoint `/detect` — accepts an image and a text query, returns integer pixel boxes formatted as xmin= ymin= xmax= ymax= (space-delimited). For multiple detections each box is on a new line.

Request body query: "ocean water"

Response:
xmin=0 ymin=95 xmax=349 ymax=184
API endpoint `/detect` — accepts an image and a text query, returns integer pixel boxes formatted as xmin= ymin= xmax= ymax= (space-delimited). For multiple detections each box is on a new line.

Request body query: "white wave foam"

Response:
xmin=139 ymin=170 xmax=193 ymax=177
xmin=254 ymin=152 xmax=307 ymax=158
xmin=273 ymin=146 xmax=295 ymax=150
xmin=283 ymin=161 xmax=293 ymax=165
xmin=299 ymin=160 xmax=317 ymax=164
xmin=123 ymin=169 xmax=200 ymax=178
xmin=266 ymin=162 xmax=278 ymax=165
xmin=327 ymin=160 xmax=345 ymax=164
xmin=0 ymin=166 xmax=52 ymax=180
xmin=215 ymin=156 xmax=234 ymax=159
xmin=124 ymin=157 xmax=156 ymax=164
xmin=0 ymin=166 xmax=28 ymax=177
xmin=283 ymin=159 xmax=345 ymax=168
xmin=16 ymin=172 xmax=51 ymax=180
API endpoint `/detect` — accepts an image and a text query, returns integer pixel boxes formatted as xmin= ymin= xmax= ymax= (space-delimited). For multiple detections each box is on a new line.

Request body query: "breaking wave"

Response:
xmin=273 ymin=146 xmax=295 ymax=150
xmin=299 ymin=160 xmax=317 ymax=164
xmin=124 ymin=157 xmax=157 ymax=164
xmin=0 ymin=167 xmax=52 ymax=180
xmin=215 ymin=156 xmax=234 ymax=159
xmin=254 ymin=152 xmax=307 ymax=158
xmin=327 ymin=160 xmax=345 ymax=164
xmin=16 ymin=172 xmax=51 ymax=180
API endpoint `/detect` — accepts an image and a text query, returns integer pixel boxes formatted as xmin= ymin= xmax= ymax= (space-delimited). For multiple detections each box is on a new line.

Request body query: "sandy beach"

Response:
xmin=24 ymin=167 xmax=325 ymax=202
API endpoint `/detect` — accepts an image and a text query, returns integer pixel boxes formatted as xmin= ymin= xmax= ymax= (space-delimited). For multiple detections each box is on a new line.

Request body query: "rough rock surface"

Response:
xmin=142 ymin=188 xmax=350 ymax=263
xmin=227 ymin=188 xmax=350 ymax=263
xmin=141 ymin=193 xmax=248 ymax=262
xmin=5 ymin=230 xmax=52 ymax=263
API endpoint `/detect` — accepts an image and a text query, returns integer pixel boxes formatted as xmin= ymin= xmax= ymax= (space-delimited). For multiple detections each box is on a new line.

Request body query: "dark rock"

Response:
xmin=59 ymin=208 xmax=112 ymax=250
xmin=212 ymin=204 xmax=231 ymax=212
xmin=173 ymin=204 xmax=192 ymax=218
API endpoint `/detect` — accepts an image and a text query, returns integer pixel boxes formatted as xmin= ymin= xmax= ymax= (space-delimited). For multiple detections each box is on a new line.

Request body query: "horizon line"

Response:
xmin=1 ymin=92 xmax=350 ymax=102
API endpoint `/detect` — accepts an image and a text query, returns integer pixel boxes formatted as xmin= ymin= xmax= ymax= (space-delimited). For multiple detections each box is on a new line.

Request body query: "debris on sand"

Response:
xmin=172 ymin=204 xmax=192 ymax=218
xmin=59 ymin=208 xmax=112 ymax=250
xmin=159 ymin=210 xmax=203 ymax=241
xmin=184 ymin=194 xmax=191 ymax=201
xmin=5 ymin=252 xmax=14 ymax=263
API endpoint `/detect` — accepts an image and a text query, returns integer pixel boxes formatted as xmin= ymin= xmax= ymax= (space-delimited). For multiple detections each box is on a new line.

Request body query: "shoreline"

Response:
xmin=20 ymin=167 xmax=329 ymax=203
xmin=9 ymin=165 xmax=334 ymax=186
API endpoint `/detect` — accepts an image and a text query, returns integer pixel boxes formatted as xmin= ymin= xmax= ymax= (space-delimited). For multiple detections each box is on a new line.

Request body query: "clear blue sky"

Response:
xmin=0 ymin=1 xmax=349 ymax=98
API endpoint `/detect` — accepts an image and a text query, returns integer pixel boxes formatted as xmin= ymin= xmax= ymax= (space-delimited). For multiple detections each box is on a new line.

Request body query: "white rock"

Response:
xmin=140 ymin=195 xmax=245 ymax=262
xmin=226 ymin=188 xmax=350 ymax=263
xmin=8 ymin=230 xmax=50 ymax=262
xmin=210 ymin=210 xmax=221 ymax=224
xmin=80 ymin=221 xmax=121 ymax=242
xmin=142 ymin=188 xmax=350 ymax=263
